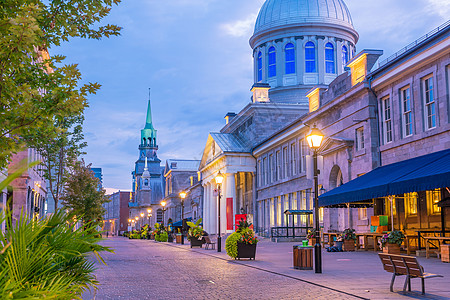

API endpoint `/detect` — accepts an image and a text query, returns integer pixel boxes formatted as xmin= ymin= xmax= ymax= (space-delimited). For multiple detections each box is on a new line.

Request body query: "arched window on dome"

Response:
xmin=305 ymin=42 xmax=316 ymax=73
xmin=268 ymin=47 xmax=276 ymax=77
xmin=257 ymin=51 xmax=262 ymax=82
xmin=325 ymin=42 xmax=335 ymax=74
xmin=285 ymin=43 xmax=295 ymax=74
xmin=342 ymin=45 xmax=348 ymax=68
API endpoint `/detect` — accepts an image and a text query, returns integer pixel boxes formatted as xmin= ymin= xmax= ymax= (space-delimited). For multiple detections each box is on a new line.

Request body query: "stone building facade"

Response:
xmin=162 ymin=159 xmax=201 ymax=225
xmin=103 ymin=191 xmax=132 ymax=236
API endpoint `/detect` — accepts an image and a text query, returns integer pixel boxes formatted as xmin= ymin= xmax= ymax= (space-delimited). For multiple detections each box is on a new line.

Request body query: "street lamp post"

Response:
xmin=215 ymin=171 xmax=224 ymax=252
xmin=140 ymin=212 xmax=144 ymax=229
xmin=179 ymin=191 xmax=187 ymax=245
xmin=147 ymin=208 xmax=152 ymax=227
xmin=306 ymin=125 xmax=325 ymax=274
xmin=161 ymin=201 xmax=167 ymax=227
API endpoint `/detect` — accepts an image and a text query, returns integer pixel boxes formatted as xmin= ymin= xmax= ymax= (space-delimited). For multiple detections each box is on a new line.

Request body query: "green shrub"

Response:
xmin=0 ymin=210 xmax=112 ymax=299
xmin=159 ymin=231 xmax=168 ymax=242
xmin=225 ymin=232 xmax=240 ymax=259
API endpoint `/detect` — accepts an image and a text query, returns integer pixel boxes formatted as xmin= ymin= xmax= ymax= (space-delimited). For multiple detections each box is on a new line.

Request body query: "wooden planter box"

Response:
xmin=176 ymin=234 xmax=183 ymax=244
xmin=293 ymin=246 xmax=313 ymax=270
xmin=442 ymin=245 xmax=450 ymax=263
xmin=190 ymin=238 xmax=203 ymax=248
xmin=343 ymin=239 xmax=355 ymax=251
xmin=383 ymin=243 xmax=401 ymax=255
xmin=236 ymin=242 xmax=257 ymax=260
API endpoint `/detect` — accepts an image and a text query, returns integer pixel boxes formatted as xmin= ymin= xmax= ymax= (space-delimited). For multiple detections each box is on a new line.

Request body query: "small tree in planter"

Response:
xmin=225 ymin=219 xmax=258 ymax=260
xmin=341 ymin=228 xmax=357 ymax=251
xmin=187 ymin=218 xmax=205 ymax=248
xmin=381 ymin=230 xmax=405 ymax=254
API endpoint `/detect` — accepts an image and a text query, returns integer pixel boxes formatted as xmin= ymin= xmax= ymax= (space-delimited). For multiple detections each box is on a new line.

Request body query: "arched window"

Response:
xmin=305 ymin=42 xmax=316 ymax=73
xmin=285 ymin=43 xmax=295 ymax=74
xmin=268 ymin=46 xmax=276 ymax=77
xmin=257 ymin=51 xmax=262 ymax=82
xmin=325 ymin=42 xmax=335 ymax=74
xmin=342 ymin=45 xmax=348 ymax=67
xmin=142 ymin=138 xmax=146 ymax=145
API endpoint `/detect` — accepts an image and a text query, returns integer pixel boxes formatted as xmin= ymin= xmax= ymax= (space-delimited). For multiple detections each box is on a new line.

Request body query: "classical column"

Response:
xmin=209 ymin=182 xmax=216 ymax=235
xmin=225 ymin=173 xmax=236 ymax=232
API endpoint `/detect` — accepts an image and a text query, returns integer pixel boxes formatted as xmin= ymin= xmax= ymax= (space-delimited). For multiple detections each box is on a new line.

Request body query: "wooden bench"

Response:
xmin=204 ymin=236 xmax=216 ymax=250
xmin=378 ymin=253 xmax=443 ymax=294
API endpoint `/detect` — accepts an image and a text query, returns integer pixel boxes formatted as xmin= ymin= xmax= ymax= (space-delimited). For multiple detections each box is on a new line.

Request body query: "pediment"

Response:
xmin=320 ymin=137 xmax=354 ymax=156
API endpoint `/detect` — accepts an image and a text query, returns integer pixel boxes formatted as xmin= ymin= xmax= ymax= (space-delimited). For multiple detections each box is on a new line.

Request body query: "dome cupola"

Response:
xmin=250 ymin=0 xmax=359 ymax=104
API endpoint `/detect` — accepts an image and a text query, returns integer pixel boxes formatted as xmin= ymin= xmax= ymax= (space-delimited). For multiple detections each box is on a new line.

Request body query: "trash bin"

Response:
xmin=293 ymin=245 xmax=313 ymax=270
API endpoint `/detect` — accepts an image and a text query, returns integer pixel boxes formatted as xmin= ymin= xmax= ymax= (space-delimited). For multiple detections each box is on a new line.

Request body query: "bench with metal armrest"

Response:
xmin=204 ymin=236 xmax=216 ymax=250
xmin=378 ymin=253 xmax=443 ymax=294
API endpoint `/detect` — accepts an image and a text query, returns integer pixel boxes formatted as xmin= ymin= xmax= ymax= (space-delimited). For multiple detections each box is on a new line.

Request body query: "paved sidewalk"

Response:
xmin=165 ymin=237 xmax=450 ymax=299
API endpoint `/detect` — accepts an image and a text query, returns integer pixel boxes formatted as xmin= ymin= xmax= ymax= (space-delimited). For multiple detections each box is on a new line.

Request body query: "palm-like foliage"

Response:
xmin=0 ymin=210 xmax=112 ymax=299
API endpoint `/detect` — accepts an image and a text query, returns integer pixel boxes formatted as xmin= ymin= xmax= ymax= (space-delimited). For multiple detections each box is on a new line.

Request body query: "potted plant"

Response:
xmin=187 ymin=218 xmax=205 ymax=248
xmin=306 ymin=229 xmax=316 ymax=246
xmin=225 ymin=219 xmax=258 ymax=260
xmin=381 ymin=230 xmax=405 ymax=254
xmin=341 ymin=228 xmax=357 ymax=251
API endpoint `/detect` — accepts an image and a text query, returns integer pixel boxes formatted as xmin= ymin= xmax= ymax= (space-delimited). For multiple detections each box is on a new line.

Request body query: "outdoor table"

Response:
xmin=322 ymin=232 xmax=340 ymax=248
xmin=356 ymin=233 xmax=384 ymax=251
xmin=423 ymin=237 xmax=450 ymax=258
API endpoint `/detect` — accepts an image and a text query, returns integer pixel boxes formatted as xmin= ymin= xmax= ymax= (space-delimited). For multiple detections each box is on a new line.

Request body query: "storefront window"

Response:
xmin=405 ymin=192 xmax=418 ymax=216
xmin=427 ymin=189 xmax=441 ymax=214
xmin=277 ymin=197 xmax=282 ymax=226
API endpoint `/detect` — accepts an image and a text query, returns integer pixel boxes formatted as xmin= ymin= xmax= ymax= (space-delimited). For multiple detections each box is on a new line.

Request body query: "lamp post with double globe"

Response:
xmin=161 ymin=201 xmax=167 ymax=227
xmin=306 ymin=125 xmax=325 ymax=274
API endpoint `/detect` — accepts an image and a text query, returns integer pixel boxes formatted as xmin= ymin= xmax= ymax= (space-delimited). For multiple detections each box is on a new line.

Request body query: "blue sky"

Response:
xmin=56 ymin=0 xmax=449 ymax=192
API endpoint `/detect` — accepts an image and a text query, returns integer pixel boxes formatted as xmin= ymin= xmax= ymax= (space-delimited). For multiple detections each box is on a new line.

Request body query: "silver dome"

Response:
xmin=254 ymin=0 xmax=354 ymax=34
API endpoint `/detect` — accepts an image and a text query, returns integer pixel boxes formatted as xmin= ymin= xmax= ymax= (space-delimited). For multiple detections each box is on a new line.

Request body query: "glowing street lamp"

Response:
xmin=215 ymin=171 xmax=224 ymax=252
xmin=179 ymin=191 xmax=187 ymax=245
xmin=306 ymin=125 xmax=325 ymax=274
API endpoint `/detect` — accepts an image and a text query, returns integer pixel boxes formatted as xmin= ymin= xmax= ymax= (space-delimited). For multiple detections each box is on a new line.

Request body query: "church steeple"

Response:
xmin=140 ymin=88 xmax=157 ymax=149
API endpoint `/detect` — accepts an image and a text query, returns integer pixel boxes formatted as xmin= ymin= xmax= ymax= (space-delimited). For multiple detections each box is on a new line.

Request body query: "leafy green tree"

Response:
xmin=25 ymin=115 xmax=87 ymax=211
xmin=62 ymin=160 xmax=110 ymax=226
xmin=0 ymin=0 xmax=121 ymax=169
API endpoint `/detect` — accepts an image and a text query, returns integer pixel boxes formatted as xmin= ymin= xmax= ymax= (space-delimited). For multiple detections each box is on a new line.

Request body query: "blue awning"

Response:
xmin=319 ymin=149 xmax=450 ymax=207
xmin=172 ymin=217 xmax=192 ymax=227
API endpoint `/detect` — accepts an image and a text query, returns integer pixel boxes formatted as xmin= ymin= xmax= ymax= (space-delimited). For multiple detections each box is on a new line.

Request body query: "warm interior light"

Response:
xmin=215 ymin=171 xmax=224 ymax=184
xmin=179 ymin=191 xmax=187 ymax=199
xmin=161 ymin=201 xmax=166 ymax=207
xmin=306 ymin=126 xmax=324 ymax=149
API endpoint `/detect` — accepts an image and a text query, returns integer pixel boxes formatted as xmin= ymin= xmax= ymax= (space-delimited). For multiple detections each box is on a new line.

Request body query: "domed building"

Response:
xmin=249 ymin=0 xmax=359 ymax=103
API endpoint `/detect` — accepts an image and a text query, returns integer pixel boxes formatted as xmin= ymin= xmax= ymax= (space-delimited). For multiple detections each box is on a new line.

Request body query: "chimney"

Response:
xmin=225 ymin=112 xmax=237 ymax=125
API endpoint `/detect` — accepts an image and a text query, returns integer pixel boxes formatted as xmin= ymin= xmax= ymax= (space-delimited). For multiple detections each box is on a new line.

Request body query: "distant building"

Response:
xmin=103 ymin=191 xmax=133 ymax=236
xmin=162 ymin=159 xmax=201 ymax=224
xmin=91 ymin=167 xmax=103 ymax=190
xmin=8 ymin=148 xmax=47 ymax=222
xmin=129 ymin=94 xmax=165 ymax=228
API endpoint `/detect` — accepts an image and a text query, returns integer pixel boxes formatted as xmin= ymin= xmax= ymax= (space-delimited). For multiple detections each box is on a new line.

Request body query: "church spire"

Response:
xmin=145 ymin=88 xmax=154 ymax=130
xmin=140 ymin=88 xmax=157 ymax=148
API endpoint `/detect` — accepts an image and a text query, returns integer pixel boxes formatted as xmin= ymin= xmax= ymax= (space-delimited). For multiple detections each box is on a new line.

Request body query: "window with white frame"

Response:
xmin=300 ymin=139 xmax=308 ymax=172
xmin=358 ymin=208 xmax=368 ymax=220
xmin=381 ymin=96 xmax=393 ymax=144
xmin=400 ymin=86 xmax=413 ymax=137
xmin=305 ymin=42 xmax=316 ymax=73
xmin=263 ymin=157 xmax=267 ymax=186
xmin=268 ymin=154 xmax=273 ymax=183
xmin=355 ymin=127 xmax=364 ymax=151
xmin=285 ymin=43 xmax=295 ymax=74
xmin=423 ymin=75 xmax=436 ymax=130
xmin=290 ymin=143 xmax=297 ymax=176
xmin=276 ymin=150 xmax=281 ymax=181
xmin=283 ymin=147 xmax=288 ymax=179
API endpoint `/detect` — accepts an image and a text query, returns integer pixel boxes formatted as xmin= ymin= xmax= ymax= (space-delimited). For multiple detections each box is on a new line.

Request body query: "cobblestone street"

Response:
xmin=85 ymin=238 xmax=362 ymax=300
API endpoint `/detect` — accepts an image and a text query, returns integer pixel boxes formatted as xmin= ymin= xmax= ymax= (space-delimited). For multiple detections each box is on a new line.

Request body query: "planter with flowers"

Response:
xmin=226 ymin=219 xmax=258 ymax=260
xmin=381 ymin=230 xmax=405 ymax=254
xmin=341 ymin=228 xmax=357 ymax=251
xmin=306 ymin=229 xmax=316 ymax=246
xmin=187 ymin=218 xmax=205 ymax=248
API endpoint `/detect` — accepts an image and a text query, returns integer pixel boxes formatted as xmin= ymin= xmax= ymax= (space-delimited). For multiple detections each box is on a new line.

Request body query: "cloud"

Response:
xmin=427 ymin=0 xmax=450 ymax=17
xmin=221 ymin=14 xmax=258 ymax=37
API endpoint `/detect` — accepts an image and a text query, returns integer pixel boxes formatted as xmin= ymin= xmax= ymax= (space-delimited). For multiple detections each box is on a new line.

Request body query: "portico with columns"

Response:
xmin=199 ymin=134 xmax=255 ymax=236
